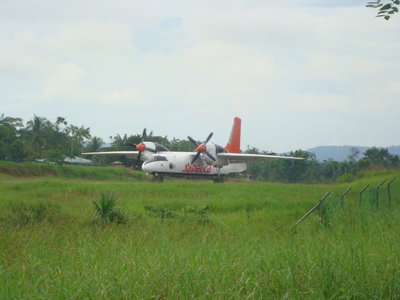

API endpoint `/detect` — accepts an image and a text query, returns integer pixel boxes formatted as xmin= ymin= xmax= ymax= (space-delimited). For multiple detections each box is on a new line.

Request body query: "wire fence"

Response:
xmin=292 ymin=177 xmax=398 ymax=229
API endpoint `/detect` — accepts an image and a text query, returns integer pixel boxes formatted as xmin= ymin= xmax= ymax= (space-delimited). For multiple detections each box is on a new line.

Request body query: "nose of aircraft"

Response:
xmin=141 ymin=162 xmax=151 ymax=173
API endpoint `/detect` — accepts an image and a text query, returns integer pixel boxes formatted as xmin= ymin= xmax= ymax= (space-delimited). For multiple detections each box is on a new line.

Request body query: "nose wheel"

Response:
xmin=152 ymin=173 xmax=164 ymax=182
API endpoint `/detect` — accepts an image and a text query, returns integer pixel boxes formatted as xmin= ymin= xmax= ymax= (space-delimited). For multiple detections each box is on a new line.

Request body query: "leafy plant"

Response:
xmin=367 ymin=0 xmax=399 ymax=20
xmin=144 ymin=205 xmax=176 ymax=219
xmin=92 ymin=192 xmax=127 ymax=224
xmin=183 ymin=205 xmax=210 ymax=224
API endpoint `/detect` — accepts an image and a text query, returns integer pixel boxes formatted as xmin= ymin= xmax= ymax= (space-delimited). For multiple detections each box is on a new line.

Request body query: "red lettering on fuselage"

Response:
xmin=182 ymin=164 xmax=212 ymax=173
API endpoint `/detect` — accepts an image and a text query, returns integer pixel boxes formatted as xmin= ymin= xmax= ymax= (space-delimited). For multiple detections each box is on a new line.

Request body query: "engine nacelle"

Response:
xmin=200 ymin=143 xmax=230 ymax=167
xmin=140 ymin=142 xmax=169 ymax=161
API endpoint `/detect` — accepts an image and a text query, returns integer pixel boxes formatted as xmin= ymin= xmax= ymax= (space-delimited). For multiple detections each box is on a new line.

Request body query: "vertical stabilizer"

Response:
xmin=225 ymin=117 xmax=241 ymax=153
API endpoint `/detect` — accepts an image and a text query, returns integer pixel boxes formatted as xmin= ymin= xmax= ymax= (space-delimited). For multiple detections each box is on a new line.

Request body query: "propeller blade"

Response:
xmin=136 ymin=151 xmax=142 ymax=168
xmin=191 ymin=152 xmax=201 ymax=164
xmin=205 ymin=132 xmax=213 ymax=144
xmin=141 ymin=128 xmax=147 ymax=141
xmin=204 ymin=150 xmax=216 ymax=161
xmin=188 ymin=136 xmax=199 ymax=147
xmin=188 ymin=132 xmax=215 ymax=164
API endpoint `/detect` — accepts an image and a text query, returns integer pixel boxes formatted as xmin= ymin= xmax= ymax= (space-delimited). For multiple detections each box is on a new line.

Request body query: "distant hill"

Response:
xmin=307 ymin=145 xmax=400 ymax=162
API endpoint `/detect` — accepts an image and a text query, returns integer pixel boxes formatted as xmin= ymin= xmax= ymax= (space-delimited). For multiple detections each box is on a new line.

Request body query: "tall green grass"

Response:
xmin=0 ymin=168 xmax=399 ymax=299
xmin=0 ymin=161 xmax=147 ymax=181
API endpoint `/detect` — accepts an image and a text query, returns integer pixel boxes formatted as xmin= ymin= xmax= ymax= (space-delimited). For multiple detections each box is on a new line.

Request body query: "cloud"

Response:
xmin=98 ymin=87 xmax=145 ymax=104
xmin=0 ymin=0 xmax=399 ymax=151
xmin=291 ymin=94 xmax=350 ymax=113
xmin=44 ymin=63 xmax=85 ymax=97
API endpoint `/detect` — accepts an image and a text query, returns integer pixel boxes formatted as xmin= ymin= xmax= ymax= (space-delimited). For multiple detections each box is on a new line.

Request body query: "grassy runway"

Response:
xmin=0 ymin=165 xmax=400 ymax=299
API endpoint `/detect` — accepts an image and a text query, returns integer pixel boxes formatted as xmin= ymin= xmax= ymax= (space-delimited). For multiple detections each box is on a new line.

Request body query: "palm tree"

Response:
xmin=26 ymin=115 xmax=51 ymax=157
xmin=76 ymin=126 xmax=91 ymax=142
xmin=67 ymin=125 xmax=91 ymax=156
xmin=86 ymin=136 xmax=104 ymax=152
xmin=111 ymin=134 xmax=128 ymax=148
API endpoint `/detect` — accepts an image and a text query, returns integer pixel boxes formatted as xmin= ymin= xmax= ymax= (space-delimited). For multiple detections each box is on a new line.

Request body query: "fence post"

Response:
xmin=375 ymin=181 xmax=386 ymax=209
xmin=290 ymin=192 xmax=331 ymax=230
xmin=359 ymin=184 xmax=369 ymax=206
xmin=387 ymin=177 xmax=397 ymax=207
xmin=319 ymin=192 xmax=332 ymax=224
xmin=340 ymin=187 xmax=352 ymax=208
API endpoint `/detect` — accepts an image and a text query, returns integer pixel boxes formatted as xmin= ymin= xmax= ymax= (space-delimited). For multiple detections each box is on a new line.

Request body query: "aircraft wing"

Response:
xmin=82 ymin=151 xmax=139 ymax=159
xmin=217 ymin=153 xmax=306 ymax=164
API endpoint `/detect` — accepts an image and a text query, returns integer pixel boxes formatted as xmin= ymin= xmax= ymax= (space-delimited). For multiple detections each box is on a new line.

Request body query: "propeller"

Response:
xmin=124 ymin=128 xmax=147 ymax=169
xmin=188 ymin=132 xmax=216 ymax=164
xmin=135 ymin=128 xmax=147 ymax=167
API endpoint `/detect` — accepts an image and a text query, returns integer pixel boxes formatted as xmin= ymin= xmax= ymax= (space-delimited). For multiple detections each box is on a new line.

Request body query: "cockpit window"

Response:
xmin=146 ymin=155 xmax=168 ymax=163
xmin=216 ymin=145 xmax=227 ymax=154
xmin=155 ymin=143 xmax=169 ymax=152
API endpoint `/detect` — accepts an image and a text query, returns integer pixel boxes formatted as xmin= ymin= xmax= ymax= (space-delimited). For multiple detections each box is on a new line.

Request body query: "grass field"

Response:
xmin=1 ymin=163 xmax=400 ymax=299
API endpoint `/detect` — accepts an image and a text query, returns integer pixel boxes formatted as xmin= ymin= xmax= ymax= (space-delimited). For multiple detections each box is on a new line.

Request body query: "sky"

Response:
xmin=1 ymin=0 xmax=399 ymax=153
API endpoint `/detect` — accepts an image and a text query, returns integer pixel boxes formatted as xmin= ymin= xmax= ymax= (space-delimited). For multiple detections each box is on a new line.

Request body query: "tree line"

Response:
xmin=0 ymin=114 xmax=91 ymax=164
xmin=245 ymin=147 xmax=399 ymax=183
xmin=1 ymin=113 xmax=399 ymax=183
xmin=0 ymin=114 xmax=197 ymax=165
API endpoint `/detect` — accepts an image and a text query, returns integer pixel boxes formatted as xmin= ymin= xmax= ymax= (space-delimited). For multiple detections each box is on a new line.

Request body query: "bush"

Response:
xmin=92 ymin=192 xmax=127 ymax=225
xmin=144 ymin=205 xmax=176 ymax=219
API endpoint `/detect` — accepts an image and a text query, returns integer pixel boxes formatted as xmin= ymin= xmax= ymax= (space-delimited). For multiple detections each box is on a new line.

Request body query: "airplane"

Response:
xmin=82 ymin=117 xmax=305 ymax=182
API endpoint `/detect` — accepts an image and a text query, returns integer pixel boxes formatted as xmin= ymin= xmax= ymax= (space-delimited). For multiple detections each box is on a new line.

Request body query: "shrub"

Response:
xmin=183 ymin=205 xmax=210 ymax=224
xmin=92 ymin=192 xmax=127 ymax=224
xmin=144 ymin=205 xmax=176 ymax=219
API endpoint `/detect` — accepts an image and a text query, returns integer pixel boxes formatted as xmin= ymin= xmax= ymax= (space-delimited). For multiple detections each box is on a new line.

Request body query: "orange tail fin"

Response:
xmin=225 ymin=117 xmax=241 ymax=153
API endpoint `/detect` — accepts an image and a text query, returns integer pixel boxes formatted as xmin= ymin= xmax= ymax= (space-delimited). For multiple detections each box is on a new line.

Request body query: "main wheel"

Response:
xmin=213 ymin=177 xmax=224 ymax=183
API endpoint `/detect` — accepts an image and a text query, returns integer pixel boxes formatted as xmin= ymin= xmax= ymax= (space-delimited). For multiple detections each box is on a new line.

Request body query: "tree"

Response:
xmin=25 ymin=115 xmax=52 ymax=157
xmin=280 ymin=150 xmax=317 ymax=183
xmin=348 ymin=147 xmax=361 ymax=162
xmin=86 ymin=136 xmax=104 ymax=152
xmin=169 ymin=138 xmax=194 ymax=151
xmin=66 ymin=125 xmax=91 ymax=156
xmin=110 ymin=134 xmax=129 ymax=148
xmin=361 ymin=147 xmax=399 ymax=167
xmin=0 ymin=114 xmax=23 ymax=128
xmin=54 ymin=116 xmax=68 ymax=132
xmin=0 ymin=114 xmax=25 ymax=161
xmin=367 ymin=0 xmax=399 ymax=20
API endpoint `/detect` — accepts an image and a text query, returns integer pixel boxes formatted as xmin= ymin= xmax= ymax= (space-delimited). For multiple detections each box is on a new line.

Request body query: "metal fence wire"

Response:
xmin=388 ymin=179 xmax=400 ymax=206
xmin=359 ymin=179 xmax=398 ymax=209
xmin=292 ymin=177 xmax=399 ymax=230
xmin=320 ymin=195 xmax=344 ymax=226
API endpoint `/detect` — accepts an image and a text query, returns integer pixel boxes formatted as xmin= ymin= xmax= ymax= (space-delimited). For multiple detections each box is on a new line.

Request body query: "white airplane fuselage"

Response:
xmin=141 ymin=151 xmax=246 ymax=177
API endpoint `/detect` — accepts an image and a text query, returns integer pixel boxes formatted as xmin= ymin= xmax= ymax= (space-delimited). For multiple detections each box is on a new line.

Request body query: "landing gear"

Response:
xmin=152 ymin=173 xmax=164 ymax=182
xmin=213 ymin=166 xmax=224 ymax=183
xmin=213 ymin=177 xmax=224 ymax=183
